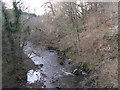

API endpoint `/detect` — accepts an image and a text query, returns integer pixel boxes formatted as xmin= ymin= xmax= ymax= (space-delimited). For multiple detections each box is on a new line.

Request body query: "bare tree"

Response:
xmin=43 ymin=0 xmax=56 ymax=16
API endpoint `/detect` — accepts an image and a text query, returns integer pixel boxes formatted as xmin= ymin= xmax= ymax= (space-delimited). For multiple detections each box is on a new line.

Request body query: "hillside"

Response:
xmin=56 ymin=3 xmax=118 ymax=87
xmin=2 ymin=1 xmax=118 ymax=88
xmin=22 ymin=2 xmax=118 ymax=88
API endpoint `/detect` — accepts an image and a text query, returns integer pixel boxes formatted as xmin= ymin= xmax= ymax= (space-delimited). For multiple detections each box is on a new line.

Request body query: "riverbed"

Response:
xmin=23 ymin=42 xmax=85 ymax=88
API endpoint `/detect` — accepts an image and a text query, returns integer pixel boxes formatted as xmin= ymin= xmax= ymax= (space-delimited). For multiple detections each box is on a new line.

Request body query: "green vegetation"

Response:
xmin=2 ymin=1 xmax=31 ymax=88
xmin=2 ymin=0 xmax=118 ymax=88
xmin=2 ymin=1 xmax=22 ymax=61
xmin=106 ymin=34 xmax=118 ymax=42
xmin=78 ymin=62 xmax=91 ymax=73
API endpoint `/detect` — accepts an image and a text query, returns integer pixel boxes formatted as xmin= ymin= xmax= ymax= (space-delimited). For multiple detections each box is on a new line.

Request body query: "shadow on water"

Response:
xmin=23 ymin=42 xmax=86 ymax=88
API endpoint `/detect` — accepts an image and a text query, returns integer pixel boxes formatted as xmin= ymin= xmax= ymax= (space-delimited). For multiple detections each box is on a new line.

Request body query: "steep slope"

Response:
xmin=56 ymin=3 xmax=118 ymax=87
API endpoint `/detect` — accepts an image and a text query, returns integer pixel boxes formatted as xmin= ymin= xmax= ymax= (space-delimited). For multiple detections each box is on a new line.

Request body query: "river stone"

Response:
xmin=68 ymin=61 xmax=71 ymax=64
xmin=59 ymin=62 xmax=64 ymax=65
xmin=39 ymin=64 xmax=43 ymax=67
xmin=56 ymin=87 xmax=60 ymax=89
xmin=72 ymin=69 xmax=79 ymax=75
xmin=51 ymin=80 xmax=55 ymax=83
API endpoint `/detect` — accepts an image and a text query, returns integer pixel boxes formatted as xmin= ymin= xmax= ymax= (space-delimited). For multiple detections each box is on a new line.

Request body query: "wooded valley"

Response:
xmin=2 ymin=0 xmax=118 ymax=88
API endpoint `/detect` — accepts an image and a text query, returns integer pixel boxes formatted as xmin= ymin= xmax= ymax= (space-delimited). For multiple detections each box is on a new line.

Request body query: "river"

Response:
xmin=23 ymin=42 xmax=86 ymax=88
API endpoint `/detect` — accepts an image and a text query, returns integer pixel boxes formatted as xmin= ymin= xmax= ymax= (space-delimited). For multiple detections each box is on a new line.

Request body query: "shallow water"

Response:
xmin=23 ymin=42 xmax=84 ymax=88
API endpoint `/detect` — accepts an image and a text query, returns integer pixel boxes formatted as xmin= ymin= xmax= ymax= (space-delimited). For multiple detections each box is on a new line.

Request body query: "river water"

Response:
xmin=23 ymin=42 xmax=85 ymax=88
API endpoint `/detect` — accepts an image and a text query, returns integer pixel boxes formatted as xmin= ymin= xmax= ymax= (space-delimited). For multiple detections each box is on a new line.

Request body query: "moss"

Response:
xmin=78 ymin=62 xmax=91 ymax=73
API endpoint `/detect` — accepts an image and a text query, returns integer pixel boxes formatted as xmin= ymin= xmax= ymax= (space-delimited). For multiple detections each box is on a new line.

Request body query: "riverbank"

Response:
xmin=2 ymin=50 xmax=38 ymax=88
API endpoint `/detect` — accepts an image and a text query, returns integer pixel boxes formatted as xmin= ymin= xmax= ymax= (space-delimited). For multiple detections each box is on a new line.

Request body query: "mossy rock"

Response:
xmin=78 ymin=62 xmax=91 ymax=73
